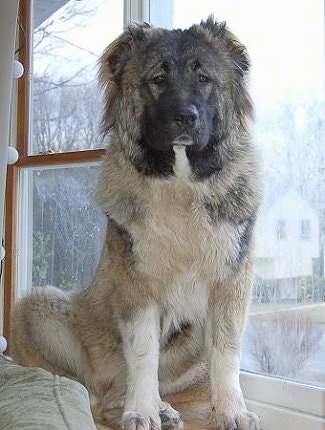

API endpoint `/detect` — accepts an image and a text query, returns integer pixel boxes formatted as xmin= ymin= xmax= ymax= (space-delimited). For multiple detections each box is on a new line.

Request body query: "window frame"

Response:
xmin=3 ymin=1 xmax=325 ymax=429
xmin=241 ymin=372 xmax=325 ymax=429
xmin=3 ymin=0 xmax=107 ymax=338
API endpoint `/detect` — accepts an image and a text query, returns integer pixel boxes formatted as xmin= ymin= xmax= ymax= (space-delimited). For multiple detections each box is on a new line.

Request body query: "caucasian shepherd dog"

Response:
xmin=10 ymin=17 xmax=262 ymax=430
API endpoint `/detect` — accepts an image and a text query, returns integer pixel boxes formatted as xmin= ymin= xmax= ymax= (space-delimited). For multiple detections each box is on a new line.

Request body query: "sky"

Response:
xmin=33 ymin=0 xmax=123 ymax=83
xmin=173 ymin=0 xmax=325 ymax=103
xmin=34 ymin=0 xmax=324 ymax=104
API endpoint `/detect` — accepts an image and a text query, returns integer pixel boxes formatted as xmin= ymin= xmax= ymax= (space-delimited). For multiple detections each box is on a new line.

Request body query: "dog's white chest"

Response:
xmin=161 ymin=267 xmax=209 ymax=332
xmin=131 ymin=177 xmax=239 ymax=294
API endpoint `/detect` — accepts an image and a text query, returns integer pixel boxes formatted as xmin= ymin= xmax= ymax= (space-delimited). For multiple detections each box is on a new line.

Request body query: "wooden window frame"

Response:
xmin=3 ymin=0 xmax=105 ymax=340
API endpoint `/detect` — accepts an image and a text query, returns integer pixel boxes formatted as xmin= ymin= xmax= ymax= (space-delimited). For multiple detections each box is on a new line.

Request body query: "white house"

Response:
xmin=254 ymin=189 xmax=320 ymax=283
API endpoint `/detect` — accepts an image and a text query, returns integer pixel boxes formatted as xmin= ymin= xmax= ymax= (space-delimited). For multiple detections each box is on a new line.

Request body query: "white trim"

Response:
xmin=124 ymin=0 xmax=149 ymax=26
xmin=241 ymin=372 xmax=325 ymax=430
xmin=16 ymin=169 xmax=33 ymax=298
xmin=124 ymin=0 xmax=173 ymax=28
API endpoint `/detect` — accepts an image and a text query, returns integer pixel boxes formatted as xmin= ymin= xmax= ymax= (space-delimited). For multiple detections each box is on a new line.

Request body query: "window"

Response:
xmin=32 ymin=0 xmax=123 ymax=155
xmin=17 ymin=165 xmax=105 ymax=297
xmin=12 ymin=0 xmax=123 ymax=300
xmin=300 ymin=219 xmax=311 ymax=240
xmin=276 ymin=218 xmax=286 ymax=240
xmin=3 ymin=1 xmax=325 ymax=429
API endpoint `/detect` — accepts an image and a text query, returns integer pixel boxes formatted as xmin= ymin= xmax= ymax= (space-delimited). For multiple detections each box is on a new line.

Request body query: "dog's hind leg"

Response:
xmin=10 ymin=286 xmax=87 ymax=382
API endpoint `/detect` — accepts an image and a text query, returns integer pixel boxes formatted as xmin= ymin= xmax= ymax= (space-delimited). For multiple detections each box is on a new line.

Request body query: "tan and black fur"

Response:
xmin=10 ymin=17 xmax=263 ymax=430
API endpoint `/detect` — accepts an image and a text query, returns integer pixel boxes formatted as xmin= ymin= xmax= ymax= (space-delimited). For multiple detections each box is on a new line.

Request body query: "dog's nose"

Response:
xmin=174 ymin=104 xmax=199 ymax=127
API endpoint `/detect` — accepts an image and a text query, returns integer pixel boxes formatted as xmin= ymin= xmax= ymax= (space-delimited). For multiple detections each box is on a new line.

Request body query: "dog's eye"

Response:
xmin=198 ymin=74 xmax=210 ymax=84
xmin=152 ymin=75 xmax=166 ymax=85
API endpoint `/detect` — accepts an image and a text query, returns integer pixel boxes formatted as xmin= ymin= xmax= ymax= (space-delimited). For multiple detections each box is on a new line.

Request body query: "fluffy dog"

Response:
xmin=10 ymin=17 xmax=262 ymax=430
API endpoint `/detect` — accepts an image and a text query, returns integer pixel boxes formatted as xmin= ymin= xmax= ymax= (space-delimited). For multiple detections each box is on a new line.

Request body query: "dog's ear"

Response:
xmin=199 ymin=16 xmax=250 ymax=77
xmin=99 ymin=23 xmax=150 ymax=134
xmin=100 ymin=23 xmax=151 ymax=80
xmin=105 ymin=33 xmax=133 ymax=78
xmin=223 ymin=34 xmax=250 ymax=77
xmin=199 ymin=16 xmax=253 ymax=127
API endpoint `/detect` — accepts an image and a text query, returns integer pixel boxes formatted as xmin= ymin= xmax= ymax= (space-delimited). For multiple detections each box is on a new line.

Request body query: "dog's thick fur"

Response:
xmin=10 ymin=18 xmax=262 ymax=430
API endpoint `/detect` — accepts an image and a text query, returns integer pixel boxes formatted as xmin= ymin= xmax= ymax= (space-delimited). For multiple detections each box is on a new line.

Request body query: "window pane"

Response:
xmin=31 ymin=0 xmax=123 ymax=154
xmin=17 ymin=165 xmax=106 ymax=296
xmin=173 ymin=1 xmax=325 ymax=387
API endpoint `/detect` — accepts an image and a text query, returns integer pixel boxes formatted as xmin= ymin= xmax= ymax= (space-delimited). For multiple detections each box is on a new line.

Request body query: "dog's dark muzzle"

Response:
xmin=173 ymin=104 xmax=199 ymax=130
xmin=141 ymin=94 xmax=210 ymax=151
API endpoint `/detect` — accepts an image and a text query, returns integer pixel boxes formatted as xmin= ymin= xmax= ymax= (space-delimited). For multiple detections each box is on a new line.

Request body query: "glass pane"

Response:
xmin=31 ymin=0 xmax=123 ymax=154
xmin=174 ymin=1 xmax=325 ymax=387
xmin=17 ymin=165 xmax=106 ymax=295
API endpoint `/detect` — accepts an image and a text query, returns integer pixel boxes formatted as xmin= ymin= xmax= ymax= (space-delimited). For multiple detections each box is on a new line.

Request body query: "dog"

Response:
xmin=10 ymin=17 xmax=262 ymax=430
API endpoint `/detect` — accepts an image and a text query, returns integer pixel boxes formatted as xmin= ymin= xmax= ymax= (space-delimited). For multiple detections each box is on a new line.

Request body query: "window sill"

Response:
xmin=241 ymin=372 xmax=325 ymax=430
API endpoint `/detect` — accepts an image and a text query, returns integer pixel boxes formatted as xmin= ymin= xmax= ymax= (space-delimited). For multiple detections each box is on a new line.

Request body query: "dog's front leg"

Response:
xmin=207 ymin=261 xmax=261 ymax=430
xmin=119 ymin=305 xmax=182 ymax=430
xmin=120 ymin=305 xmax=161 ymax=429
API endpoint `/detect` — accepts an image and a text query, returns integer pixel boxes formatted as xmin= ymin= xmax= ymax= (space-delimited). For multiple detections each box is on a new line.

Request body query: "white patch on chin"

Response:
xmin=173 ymin=134 xmax=193 ymax=146
xmin=173 ymin=145 xmax=191 ymax=178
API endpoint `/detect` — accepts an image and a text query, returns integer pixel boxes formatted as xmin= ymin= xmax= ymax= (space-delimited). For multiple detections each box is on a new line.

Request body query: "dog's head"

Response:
xmin=99 ymin=17 xmax=253 ymax=176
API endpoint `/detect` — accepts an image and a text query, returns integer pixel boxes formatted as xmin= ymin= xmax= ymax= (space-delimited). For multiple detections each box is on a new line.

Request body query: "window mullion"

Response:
xmin=124 ymin=0 xmax=149 ymax=26
xmin=124 ymin=0 xmax=174 ymax=28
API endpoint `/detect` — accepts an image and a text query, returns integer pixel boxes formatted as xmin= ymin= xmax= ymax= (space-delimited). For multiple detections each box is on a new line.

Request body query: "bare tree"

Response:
xmin=32 ymin=166 xmax=106 ymax=290
xmin=30 ymin=1 xmax=108 ymax=290
xmin=248 ymin=311 xmax=322 ymax=378
xmin=32 ymin=76 xmax=102 ymax=153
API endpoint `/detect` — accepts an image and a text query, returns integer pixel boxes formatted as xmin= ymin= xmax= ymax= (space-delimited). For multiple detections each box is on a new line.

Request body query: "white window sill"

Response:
xmin=241 ymin=372 xmax=325 ymax=430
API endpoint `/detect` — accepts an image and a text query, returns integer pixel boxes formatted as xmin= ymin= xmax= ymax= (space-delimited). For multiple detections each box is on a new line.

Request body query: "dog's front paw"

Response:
xmin=122 ymin=402 xmax=183 ymax=430
xmin=160 ymin=402 xmax=183 ymax=429
xmin=212 ymin=407 xmax=261 ymax=430
xmin=122 ymin=411 xmax=161 ymax=430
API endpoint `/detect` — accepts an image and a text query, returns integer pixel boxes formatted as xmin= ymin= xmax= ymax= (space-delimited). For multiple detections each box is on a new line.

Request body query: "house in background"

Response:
xmin=254 ymin=189 xmax=320 ymax=301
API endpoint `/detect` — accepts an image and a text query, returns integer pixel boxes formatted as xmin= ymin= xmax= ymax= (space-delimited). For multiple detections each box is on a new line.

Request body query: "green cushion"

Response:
xmin=0 ymin=355 xmax=100 ymax=430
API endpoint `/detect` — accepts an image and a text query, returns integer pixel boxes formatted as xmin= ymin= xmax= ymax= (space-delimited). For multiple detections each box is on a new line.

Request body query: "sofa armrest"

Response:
xmin=0 ymin=355 xmax=99 ymax=430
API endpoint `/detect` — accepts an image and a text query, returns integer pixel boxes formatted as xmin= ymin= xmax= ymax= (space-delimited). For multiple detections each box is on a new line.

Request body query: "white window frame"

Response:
xmin=128 ymin=1 xmax=325 ymax=429
xmin=124 ymin=0 xmax=173 ymax=28
xmin=241 ymin=373 xmax=325 ymax=429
